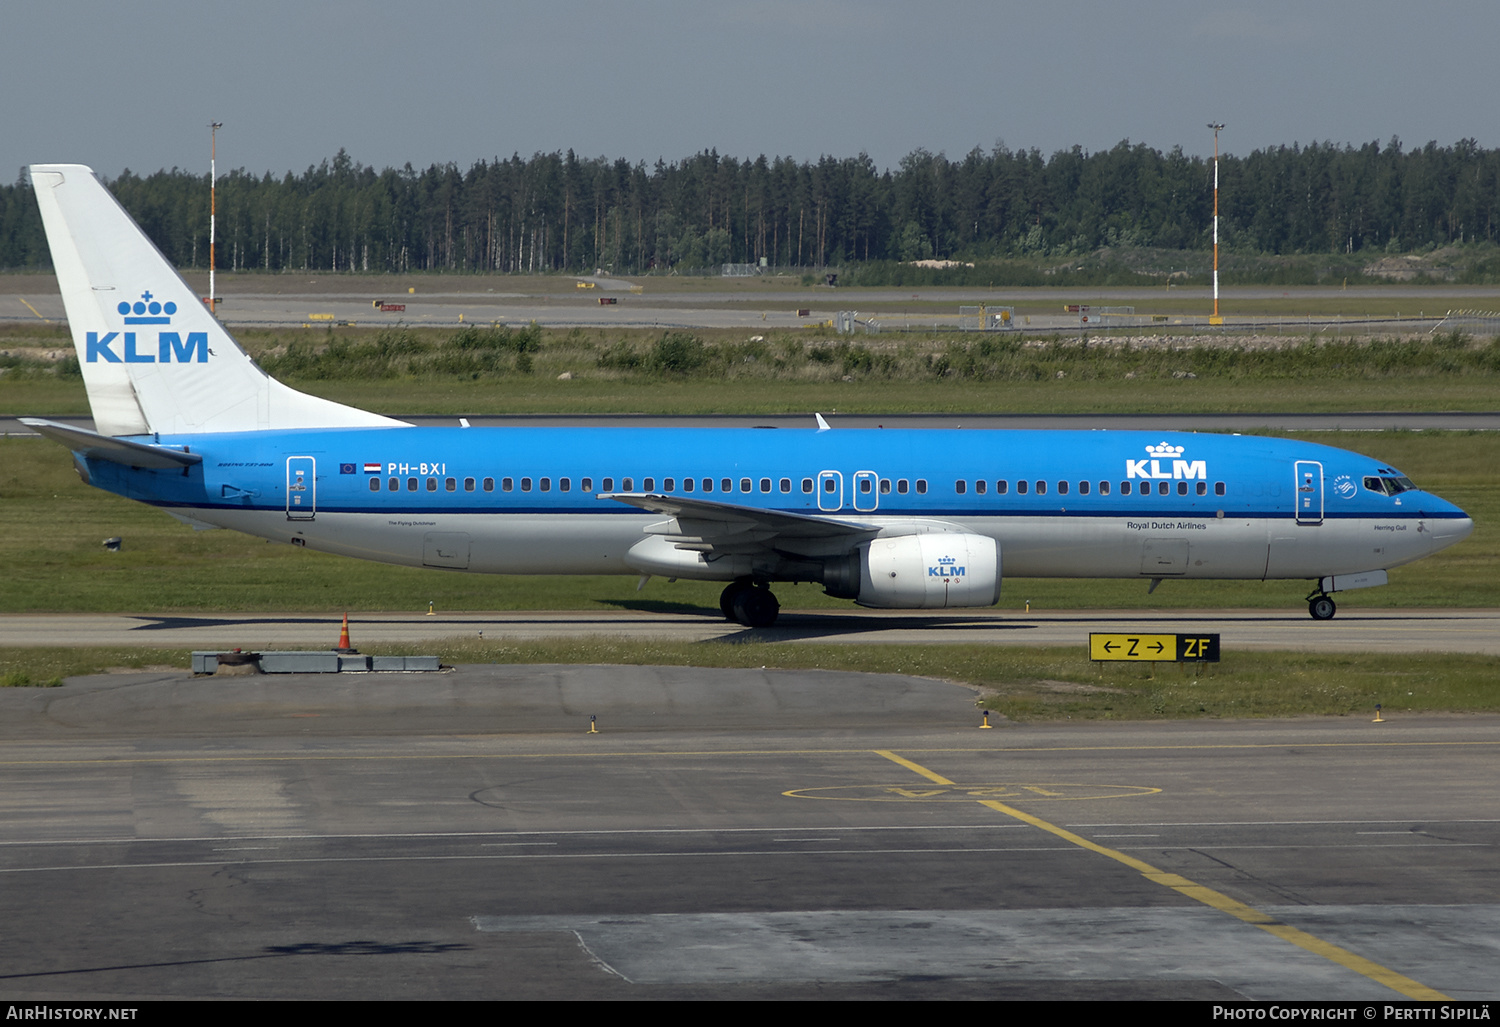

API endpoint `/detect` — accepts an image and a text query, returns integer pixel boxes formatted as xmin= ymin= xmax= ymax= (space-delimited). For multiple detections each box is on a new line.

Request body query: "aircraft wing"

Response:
xmin=601 ymin=493 xmax=878 ymax=556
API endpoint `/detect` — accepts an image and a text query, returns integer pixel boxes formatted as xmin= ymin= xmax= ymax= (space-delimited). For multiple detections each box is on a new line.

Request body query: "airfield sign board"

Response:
xmin=1089 ymin=633 xmax=1220 ymax=662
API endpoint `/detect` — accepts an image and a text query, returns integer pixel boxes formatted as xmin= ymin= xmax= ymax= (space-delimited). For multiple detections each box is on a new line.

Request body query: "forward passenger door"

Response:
xmin=1294 ymin=461 xmax=1323 ymax=525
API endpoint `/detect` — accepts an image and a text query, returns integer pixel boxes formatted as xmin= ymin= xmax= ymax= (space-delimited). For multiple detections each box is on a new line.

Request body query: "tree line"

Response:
xmin=3 ymin=138 xmax=1499 ymax=274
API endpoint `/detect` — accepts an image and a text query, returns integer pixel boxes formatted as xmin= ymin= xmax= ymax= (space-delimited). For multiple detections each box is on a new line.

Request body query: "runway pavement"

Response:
xmin=2 ymin=607 xmax=1497 ymax=655
xmin=0 ymin=664 xmax=1495 ymax=1000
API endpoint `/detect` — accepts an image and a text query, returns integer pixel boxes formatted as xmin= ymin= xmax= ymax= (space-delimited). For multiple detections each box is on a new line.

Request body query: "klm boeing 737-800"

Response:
xmin=20 ymin=164 xmax=1473 ymax=625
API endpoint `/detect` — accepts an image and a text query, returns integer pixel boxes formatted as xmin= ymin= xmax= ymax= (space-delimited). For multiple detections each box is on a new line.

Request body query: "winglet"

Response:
xmin=815 ymin=412 xmax=831 ymax=432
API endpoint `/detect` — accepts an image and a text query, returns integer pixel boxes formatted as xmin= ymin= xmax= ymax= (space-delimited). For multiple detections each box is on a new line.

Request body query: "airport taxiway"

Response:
xmin=7 ymin=278 xmax=1490 ymax=333
xmin=0 ymin=664 xmax=1495 ymax=1000
xmin=2 ymin=607 xmax=1497 ymax=655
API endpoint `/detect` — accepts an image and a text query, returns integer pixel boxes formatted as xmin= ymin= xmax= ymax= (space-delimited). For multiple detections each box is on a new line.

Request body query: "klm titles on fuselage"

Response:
xmin=85 ymin=291 xmax=207 ymax=364
xmin=1126 ymin=442 xmax=1207 ymax=480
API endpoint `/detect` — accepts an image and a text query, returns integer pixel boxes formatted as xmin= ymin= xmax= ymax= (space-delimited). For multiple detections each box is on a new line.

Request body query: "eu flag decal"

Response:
xmin=339 ymin=463 xmax=356 ymax=474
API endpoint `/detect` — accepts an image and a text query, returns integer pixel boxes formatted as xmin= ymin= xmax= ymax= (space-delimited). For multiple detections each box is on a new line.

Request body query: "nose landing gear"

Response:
xmin=1307 ymin=591 xmax=1337 ymax=620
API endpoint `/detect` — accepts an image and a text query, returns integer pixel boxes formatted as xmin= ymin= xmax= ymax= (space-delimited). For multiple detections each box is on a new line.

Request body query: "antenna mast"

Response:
xmin=209 ymin=122 xmax=222 ymax=313
xmin=1208 ymin=122 xmax=1224 ymax=324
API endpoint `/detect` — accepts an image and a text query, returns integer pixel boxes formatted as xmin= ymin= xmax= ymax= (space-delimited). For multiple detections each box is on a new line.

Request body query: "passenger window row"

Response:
xmin=955 ymin=479 xmax=1227 ymax=497
xmin=370 ymin=473 xmax=1226 ymax=500
xmin=368 ymin=474 xmax=1229 ymax=499
xmin=376 ymin=476 xmax=497 ymax=492
xmin=370 ymin=475 xmax=936 ymax=496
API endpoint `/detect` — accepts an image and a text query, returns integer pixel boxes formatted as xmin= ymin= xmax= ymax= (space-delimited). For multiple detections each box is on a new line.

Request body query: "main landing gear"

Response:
xmin=720 ymin=579 xmax=780 ymax=628
xmin=1306 ymin=590 xmax=1337 ymax=621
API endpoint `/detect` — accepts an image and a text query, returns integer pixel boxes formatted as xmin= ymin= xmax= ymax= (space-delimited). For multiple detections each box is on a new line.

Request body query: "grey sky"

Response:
xmin=5 ymin=0 xmax=1496 ymax=181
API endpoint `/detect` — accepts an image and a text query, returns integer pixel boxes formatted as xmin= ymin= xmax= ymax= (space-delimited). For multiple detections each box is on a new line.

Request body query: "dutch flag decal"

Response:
xmin=363 ymin=462 xmax=382 ymax=474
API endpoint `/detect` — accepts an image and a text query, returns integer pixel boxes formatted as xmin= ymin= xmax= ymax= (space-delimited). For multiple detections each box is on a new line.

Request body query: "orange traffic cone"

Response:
xmin=335 ymin=613 xmax=353 ymax=652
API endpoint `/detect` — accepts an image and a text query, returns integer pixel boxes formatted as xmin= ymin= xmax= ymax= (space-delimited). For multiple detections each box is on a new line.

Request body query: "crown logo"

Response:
xmin=118 ymin=290 xmax=177 ymax=325
xmin=1146 ymin=441 xmax=1185 ymax=457
xmin=938 ymin=556 xmax=956 ymax=565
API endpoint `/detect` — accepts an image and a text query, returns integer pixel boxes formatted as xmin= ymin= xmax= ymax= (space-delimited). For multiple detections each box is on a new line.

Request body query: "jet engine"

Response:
xmin=823 ymin=533 xmax=1000 ymax=609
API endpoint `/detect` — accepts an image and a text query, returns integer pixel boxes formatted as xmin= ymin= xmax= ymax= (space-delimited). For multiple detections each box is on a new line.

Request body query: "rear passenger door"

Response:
xmin=286 ymin=457 xmax=316 ymax=521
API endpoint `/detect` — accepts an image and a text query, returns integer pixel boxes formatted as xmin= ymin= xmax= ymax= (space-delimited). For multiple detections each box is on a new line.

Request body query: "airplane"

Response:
xmin=20 ymin=164 xmax=1474 ymax=626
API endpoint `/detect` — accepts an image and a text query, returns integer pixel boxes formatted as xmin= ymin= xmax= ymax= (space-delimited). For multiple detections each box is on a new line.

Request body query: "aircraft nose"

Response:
xmin=1431 ymin=515 xmax=1474 ymax=544
xmin=1420 ymin=491 xmax=1473 ymax=543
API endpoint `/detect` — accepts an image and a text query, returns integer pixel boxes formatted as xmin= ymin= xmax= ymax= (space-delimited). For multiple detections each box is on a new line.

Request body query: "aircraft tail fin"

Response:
xmin=28 ymin=164 xmax=406 ymax=436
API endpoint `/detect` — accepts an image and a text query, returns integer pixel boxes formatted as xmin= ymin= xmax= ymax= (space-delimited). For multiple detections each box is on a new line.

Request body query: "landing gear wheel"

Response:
xmin=1308 ymin=595 xmax=1337 ymax=620
xmin=731 ymin=586 xmax=780 ymax=628
xmin=720 ymin=579 xmax=754 ymax=621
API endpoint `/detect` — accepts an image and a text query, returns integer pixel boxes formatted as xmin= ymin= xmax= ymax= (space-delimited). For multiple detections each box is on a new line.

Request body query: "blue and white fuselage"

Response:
xmin=21 ymin=164 xmax=1473 ymax=625
xmin=80 ymin=425 xmax=1469 ymax=604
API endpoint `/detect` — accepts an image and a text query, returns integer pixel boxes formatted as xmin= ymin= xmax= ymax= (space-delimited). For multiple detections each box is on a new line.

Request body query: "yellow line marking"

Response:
xmin=970 ymin=797 xmax=1161 ymax=874
xmin=782 ymin=783 xmax=1160 ymax=802
xmin=17 ymin=297 xmax=48 ymax=321
xmin=875 ymin=750 xmax=1450 ymax=1001
xmin=873 ymin=750 xmax=953 ymax=784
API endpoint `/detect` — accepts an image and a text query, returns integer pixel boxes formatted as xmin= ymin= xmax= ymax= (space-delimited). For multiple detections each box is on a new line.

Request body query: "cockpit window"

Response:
xmin=1365 ymin=475 xmax=1418 ymax=495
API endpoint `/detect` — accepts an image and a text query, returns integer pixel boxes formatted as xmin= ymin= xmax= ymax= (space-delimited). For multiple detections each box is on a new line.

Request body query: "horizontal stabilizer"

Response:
xmin=19 ymin=418 xmax=202 ymax=469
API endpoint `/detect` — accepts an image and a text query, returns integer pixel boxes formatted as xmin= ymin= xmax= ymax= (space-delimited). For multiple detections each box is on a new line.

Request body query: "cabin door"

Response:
xmin=286 ymin=457 xmax=316 ymax=521
xmin=1294 ymin=461 xmax=1323 ymax=525
xmin=852 ymin=470 xmax=879 ymax=511
xmin=817 ymin=470 xmax=844 ymax=511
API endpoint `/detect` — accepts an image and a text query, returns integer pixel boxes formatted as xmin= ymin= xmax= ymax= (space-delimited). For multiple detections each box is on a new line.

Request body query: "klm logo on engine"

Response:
xmin=87 ymin=291 xmax=207 ymax=363
xmin=1126 ymin=441 xmax=1206 ymax=481
xmin=928 ymin=555 xmax=965 ymax=578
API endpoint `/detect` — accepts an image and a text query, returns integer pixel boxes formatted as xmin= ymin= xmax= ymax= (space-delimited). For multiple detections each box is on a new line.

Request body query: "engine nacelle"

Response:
xmin=825 ymin=533 xmax=1001 ymax=609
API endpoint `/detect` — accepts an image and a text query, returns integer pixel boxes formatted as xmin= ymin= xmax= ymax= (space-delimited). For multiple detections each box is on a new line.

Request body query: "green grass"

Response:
xmin=9 ymin=374 xmax=1500 ymax=417
xmin=434 ymin=640 xmax=1500 ymax=721
xmin=0 ymin=430 xmax=1494 ymax=615
xmin=8 ymin=321 xmax=1500 ymax=415
xmin=4 ymin=640 xmax=1496 ymax=722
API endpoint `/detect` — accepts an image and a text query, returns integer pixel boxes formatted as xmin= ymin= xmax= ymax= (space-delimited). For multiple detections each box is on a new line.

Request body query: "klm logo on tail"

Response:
xmin=87 ymin=290 xmax=207 ymax=363
xmin=118 ymin=290 xmax=177 ymax=324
